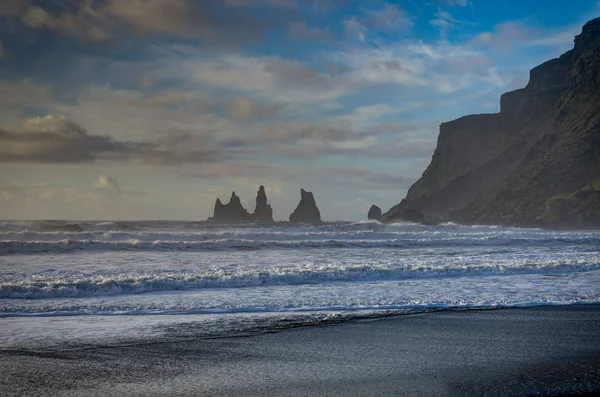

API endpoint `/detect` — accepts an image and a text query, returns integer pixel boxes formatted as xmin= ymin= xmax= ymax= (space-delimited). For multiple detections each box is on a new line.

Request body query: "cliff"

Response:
xmin=289 ymin=189 xmax=322 ymax=224
xmin=384 ymin=17 xmax=600 ymax=228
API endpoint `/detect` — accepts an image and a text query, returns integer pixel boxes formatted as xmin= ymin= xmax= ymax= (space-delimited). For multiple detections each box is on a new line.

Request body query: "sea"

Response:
xmin=1 ymin=220 xmax=599 ymax=350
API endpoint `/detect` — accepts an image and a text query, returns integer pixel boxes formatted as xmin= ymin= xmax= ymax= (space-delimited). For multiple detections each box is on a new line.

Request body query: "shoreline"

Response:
xmin=1 ymin=304 xmax=599 ymax=396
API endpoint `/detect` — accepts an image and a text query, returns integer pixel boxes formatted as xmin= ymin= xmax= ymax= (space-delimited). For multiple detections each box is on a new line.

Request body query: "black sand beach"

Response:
xmin=1 ymin=305 xmax=599 ymax=397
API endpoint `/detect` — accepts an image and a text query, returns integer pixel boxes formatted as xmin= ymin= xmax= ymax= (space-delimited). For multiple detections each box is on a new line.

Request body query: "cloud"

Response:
xmin=0 ymin=41 xmax=3 ymax=59
xmin=229 ymin=97 xmax=281 ymax=120
xmin=0 ymin=181 xmax=149 ymax=220
xmin=94 ymin=174 xmax=121 ymax=194
xmin=0 ymin=80 xmax=54 ymax=114
xmin=343 ymin=2 xmax=411 ymax=42
xmin=0 ymin=0 xmax=29 ymax=16
xmin=288 ymin=21 xmax=334 ymax=42
xmin=21 ymin=3 xmax=115 ymax=43
xmin=226 ymin=0 xmax=297 ymax=7
xmin=429 ymin=9 xmax=474 ymax=38
xmin=366 ymin=2 xmax=412 ymax=32
xmin=435 ymin=0 xmax=470 ymax=6
xmin=182 ymin=53 xmax=349 ymax=111
xmin=0 ymin=115 xmax=221 ymax=164
xmin=16 ymin=0 xmax=281 ymax=45
xmin=0 ymin=115 xmax=134 ymax=163
xmin=343 ymin=16 xmax=367 ymax=42
xmin=524 ymin=26 xmax=581 ymax=47
xmin=225 ymin=121 xmax=421 ymax=152
xmin=469 ymin=20 xmax=578 ymax=52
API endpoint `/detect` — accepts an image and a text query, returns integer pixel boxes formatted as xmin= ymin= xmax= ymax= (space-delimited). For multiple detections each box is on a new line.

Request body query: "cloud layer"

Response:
xmin=0 ymin=0 xmax=594 ymax=220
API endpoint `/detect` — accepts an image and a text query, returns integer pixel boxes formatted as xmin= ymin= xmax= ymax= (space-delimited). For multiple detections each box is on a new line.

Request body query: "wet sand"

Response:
xmin=1 ymin=305 xmax=600 ymax=396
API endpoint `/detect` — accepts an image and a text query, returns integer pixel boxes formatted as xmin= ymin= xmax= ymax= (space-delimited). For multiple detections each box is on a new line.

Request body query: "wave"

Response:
xmin=0 ymin=220 xmax=144 ymax=233
xmin=2 ymin=300 xmax=599 ymax=319
xmin=2 ymin=259 xmax=600 ymax=299
xmin=0 ymin=219 xmax=548 ymax=233
xmin=2 ymin=233 xmax=600 ymax=254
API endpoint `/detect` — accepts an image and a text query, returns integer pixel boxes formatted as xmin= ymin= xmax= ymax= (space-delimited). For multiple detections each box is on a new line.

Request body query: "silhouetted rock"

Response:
xmin=368 ymin=205 xmax=382 ymax=221
xmin=384 ymin=17 xmax=600 ymax=228
xmin=289 ymin=189 xmax=321 ymax=224
xmin=252 ymin=185 xmax=274 ymax=223
xmin=210 ymin=191 xmax=252 ymax=222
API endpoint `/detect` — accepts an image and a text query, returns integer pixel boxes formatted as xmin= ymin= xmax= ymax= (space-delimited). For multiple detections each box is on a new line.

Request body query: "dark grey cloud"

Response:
xmin=0 ymin=0 xmax=29 ymax=16
xmin=10 ymin=0 xmax=298 ymax=45
xmin=0 ymin=115 xmax=220 ymax=164
xmin=0 ymin=115 xmax=134 ymax=163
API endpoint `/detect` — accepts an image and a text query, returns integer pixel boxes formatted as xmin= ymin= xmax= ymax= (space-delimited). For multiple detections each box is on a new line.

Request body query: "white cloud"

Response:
xmin=469 ymin=20 xmax=579 ymax=52
xmin=93 ymin=174 xmax=121 ymax=195
xmin=429 ymin=9 xmax=474 ymax=38
xmin=229 ymin=97 xmax=281 ymax=120
xmin=366 ymin=2 xmax=412 ymax=32
xmin=343 ymin=16 xmax=367 ymax=42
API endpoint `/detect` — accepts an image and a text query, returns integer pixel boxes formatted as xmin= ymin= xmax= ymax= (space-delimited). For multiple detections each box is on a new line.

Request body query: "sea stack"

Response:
xmin=368 ymin=205 xmax=382 ymax=221
xmin=210 ymin=191 xmax=252 ymax=222
xmin=252 ymin=185 xmax=274 ymax=223
xmin=289 ymin=189 xmax=322 ymax=224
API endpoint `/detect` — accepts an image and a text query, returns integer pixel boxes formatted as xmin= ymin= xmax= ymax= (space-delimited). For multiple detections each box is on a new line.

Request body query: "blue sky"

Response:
xmin=0 ymin=0 xmax=598 ymax=220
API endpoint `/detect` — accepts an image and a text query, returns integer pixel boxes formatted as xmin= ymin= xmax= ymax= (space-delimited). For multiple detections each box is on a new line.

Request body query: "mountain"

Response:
xmin=384 ymin=17 xmax=600 ymax=229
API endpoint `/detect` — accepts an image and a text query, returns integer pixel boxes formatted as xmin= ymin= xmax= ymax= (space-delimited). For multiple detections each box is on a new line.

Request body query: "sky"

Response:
xmin=0 ymin=0 xmax=599 ymax=221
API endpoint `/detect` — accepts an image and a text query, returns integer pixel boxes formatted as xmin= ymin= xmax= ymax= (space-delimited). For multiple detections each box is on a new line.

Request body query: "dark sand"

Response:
xmin=1 ymin=305 xmax=600 ymax=396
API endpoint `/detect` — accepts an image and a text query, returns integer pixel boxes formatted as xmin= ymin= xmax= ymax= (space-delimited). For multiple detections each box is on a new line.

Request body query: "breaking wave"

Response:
xmin=2 ymin=258 xmax=600 ymax=299
xmin=2 ymin=220 xmax=599 ymax=254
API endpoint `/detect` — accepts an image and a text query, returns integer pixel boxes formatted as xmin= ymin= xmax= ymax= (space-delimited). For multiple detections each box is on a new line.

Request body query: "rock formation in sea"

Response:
xmin=367 ymin=205 xmax=382 ymax=221
xmin=289 ymin=189 xmax=322 ymax=224
xmin=252 ymin=185 xmax=274 ymax=223
xmin=210 ymin=186 xmax=275 ymax=223
xmin=384 ymin=17 xmax=600 ymax=228
xmin=212 ymin=191 xmax=252 ymax=222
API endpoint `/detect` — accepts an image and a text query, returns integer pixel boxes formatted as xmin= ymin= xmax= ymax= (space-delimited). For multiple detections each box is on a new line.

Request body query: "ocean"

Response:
xmin=1 ymin=220 xmax=600 ymax=350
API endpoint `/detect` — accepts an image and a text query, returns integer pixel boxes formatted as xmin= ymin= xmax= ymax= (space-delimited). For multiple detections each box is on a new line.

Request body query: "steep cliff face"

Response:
xmin=385 ymin=17 xmax=600 ymax=228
